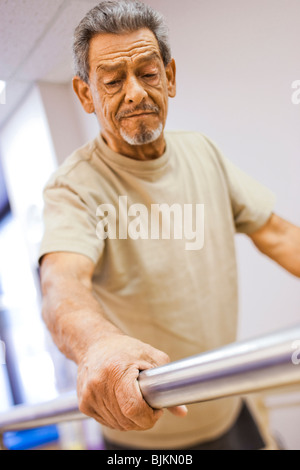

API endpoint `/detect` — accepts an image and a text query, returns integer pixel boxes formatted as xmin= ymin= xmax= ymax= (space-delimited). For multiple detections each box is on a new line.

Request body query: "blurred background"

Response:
xmin=0 ymin=0 xmax=299 ymax=450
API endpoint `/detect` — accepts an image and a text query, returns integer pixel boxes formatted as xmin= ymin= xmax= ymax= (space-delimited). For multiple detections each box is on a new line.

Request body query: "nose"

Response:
xmin=124 ymin=75 xmax=148 ymax=105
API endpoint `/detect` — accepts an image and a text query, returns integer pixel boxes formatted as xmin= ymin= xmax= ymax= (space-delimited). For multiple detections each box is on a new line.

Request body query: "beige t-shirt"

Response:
xmin=39 ymin=131 xmax=276 ymax=449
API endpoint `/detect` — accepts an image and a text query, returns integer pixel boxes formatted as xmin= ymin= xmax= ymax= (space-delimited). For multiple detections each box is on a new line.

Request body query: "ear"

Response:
xmin=72 ymin=76 xmax=95 ymax=114
xmin=165 ymin=58 xmax=176 ymax=98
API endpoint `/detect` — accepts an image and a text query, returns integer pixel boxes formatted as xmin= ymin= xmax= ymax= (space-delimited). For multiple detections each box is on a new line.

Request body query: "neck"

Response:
xmin=101 ymin=130 xmax=166 ymax=161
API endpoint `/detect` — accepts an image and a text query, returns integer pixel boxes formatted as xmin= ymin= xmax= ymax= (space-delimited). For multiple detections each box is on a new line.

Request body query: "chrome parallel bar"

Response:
xmin=0 ymin=326 xmax=299 ymax=434
xmin=138 ymin=325 xmax=300 ymax=409
xmin=0 ymin=392 xmax=84 ymax=433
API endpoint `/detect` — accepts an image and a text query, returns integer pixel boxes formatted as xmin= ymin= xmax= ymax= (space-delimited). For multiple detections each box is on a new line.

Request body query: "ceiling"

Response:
xmin=0 ymin=0 xmax=101 ymax=130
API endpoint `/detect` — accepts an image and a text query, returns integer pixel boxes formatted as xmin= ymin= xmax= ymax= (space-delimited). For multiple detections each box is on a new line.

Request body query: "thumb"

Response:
xmin=167 ymin=405 xmax=188 ymax=417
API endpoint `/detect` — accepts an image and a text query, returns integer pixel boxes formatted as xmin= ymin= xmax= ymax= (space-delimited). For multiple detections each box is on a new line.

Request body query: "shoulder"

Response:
xmin=165 ymin=130 xmax=205 ymax=144
xmin=165 ymin=130 xmax=226 ymax=168
xmin=165 ymin=130 xmax=222 ymax=153
xmin=44 ymin=137 xmax=100 ymax=190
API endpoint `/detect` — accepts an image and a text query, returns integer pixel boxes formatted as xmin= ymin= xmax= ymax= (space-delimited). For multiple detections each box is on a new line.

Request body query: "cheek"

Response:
xmin=144 ymin=88 xmax=163 ymax=114
xmin=90 ymin=83 xmax=112 ymax=116
xmin=97 ymin=94 xmax=119 ymax=127
xmin=155 ymin=93 xmax=168 ymax=120
xmin=152 ymin=84 xmax=168 ymax=111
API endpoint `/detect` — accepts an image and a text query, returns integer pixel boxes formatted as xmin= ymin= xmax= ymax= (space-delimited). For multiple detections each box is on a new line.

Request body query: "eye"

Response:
xmin=143 ymin=73 xmax=157 ymax=79
xmin=105 ymin=80 xmax=122 ymax=87
xmin=103 ymin=79 xmax=123 ymax=94
xmin=142 ymin=73 xmax=159 ymax=85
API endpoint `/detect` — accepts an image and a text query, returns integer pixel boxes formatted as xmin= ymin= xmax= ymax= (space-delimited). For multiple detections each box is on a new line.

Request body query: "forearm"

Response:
xmin=250 ymin=214 xmax=300 ymax=278
xmin=41 ymin=263 xmax=122 ymax=365
xmin=274 ymin=223 xmax=300 ymax=277
xmin=40 ymin=252 xmax=187 ymax=429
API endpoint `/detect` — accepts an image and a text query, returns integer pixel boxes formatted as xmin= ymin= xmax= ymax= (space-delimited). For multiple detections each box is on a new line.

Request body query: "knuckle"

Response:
xmin=77 ymin=394 xmax=91 ymax=416
xmin=78 ymin=377 xmax=102 ymax=411
xmin=120 ymin=398 xmax=159 ymax=430
xmin=138 ymin=414 xmax=159 ymax=431
xmin=82 ymin=378 xmax=98 ymax=398
xmin=107 ymin=362 xmax=125 ymax=382
xmin=157 ymin=351 xmax=170 ymax=365
xmin=78 ymin=382 xmax=89 ymax=404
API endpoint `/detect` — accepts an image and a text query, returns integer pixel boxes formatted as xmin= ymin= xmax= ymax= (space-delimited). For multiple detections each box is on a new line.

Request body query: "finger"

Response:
xmin=115 ymin=368 xmax=164 ymax=430
xmin=138 ymin=345 xmax=171 ymax=369
xmin=107 ymin=385 xmax=147 ymax=431
xmin=80 ymin=394 xmax=123 ymax=430
xmin=78 ymin=377 xmax=128 ymax=431
xmin=167 ymin=405 xmax=188 ymax=417
xmin=101 ymin=396 xmax=130 ymax=430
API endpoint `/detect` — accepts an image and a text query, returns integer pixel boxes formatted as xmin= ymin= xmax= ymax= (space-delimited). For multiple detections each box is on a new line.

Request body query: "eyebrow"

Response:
xmin=96 ymin=52 xmax=162 ymax=73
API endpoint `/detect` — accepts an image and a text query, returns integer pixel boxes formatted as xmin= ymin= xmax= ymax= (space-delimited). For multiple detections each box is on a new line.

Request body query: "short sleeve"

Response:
xmin=39 ymin=180 xmax=104 ymax=265
xmin=223 ymin=157 xmax=276 ymax=234
xmin=202 ymin=135 xmax=276 ymax=234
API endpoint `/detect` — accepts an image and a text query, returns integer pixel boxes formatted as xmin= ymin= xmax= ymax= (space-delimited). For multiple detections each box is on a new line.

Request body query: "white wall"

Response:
xmin=38 ymin=81 xmax=100 ymax=161
xmin=0 ymin=86 xmax=57 ymax=266
xmin=38 ymin=82 xmax=85 ymax=166
xmin=65 ymin=82 xmax=99 ymax=145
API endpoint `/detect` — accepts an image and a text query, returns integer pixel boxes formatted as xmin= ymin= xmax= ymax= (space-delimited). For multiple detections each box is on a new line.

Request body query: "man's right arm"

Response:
xmin=40 ymin=252 xmax=186 ymax=431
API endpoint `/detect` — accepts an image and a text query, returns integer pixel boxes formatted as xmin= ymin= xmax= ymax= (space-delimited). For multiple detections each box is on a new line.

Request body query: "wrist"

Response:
xmin=75 ymin=323 xmax=125 ymax=365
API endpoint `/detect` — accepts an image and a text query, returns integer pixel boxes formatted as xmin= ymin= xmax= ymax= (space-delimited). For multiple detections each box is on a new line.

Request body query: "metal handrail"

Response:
xmin=139 ymin=325 xmax=300 ymax=409
xmin=0 ymin=392 xmax=85 ymax=433
xmin=0 ymin=326 xmax=299 ymax=436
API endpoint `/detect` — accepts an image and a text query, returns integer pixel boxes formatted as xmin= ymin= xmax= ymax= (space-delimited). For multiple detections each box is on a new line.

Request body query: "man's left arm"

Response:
xmin=249 ymin=213 xmax=300 ymax=278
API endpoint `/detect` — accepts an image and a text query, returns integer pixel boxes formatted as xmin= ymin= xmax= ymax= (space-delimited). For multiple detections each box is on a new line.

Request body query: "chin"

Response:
xmin=120 ymin=123 xmax=163 ymax=146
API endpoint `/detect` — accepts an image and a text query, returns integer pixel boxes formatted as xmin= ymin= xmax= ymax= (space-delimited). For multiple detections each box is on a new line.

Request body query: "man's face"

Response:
xmin=74 ymin=28 xmax=176 ymax=157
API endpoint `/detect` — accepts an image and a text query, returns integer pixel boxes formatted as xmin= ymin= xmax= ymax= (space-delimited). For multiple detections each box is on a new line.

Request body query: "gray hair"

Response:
xmin=73 ymin=0 xmax=172 ymax=83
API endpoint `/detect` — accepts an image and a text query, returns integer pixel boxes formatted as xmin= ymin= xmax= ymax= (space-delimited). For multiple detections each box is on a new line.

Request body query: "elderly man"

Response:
xmin=39 ymin=0 xmax=300 ymax=450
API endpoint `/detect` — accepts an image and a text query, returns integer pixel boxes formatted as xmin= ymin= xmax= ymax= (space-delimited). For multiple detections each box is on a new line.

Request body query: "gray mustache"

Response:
xmin=116 ymin=103 xmax=160 ymax=121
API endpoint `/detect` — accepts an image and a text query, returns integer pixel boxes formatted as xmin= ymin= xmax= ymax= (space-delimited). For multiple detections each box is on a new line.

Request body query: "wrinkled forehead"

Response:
xmin=88 ymin=28 xmax=163 ymax=73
